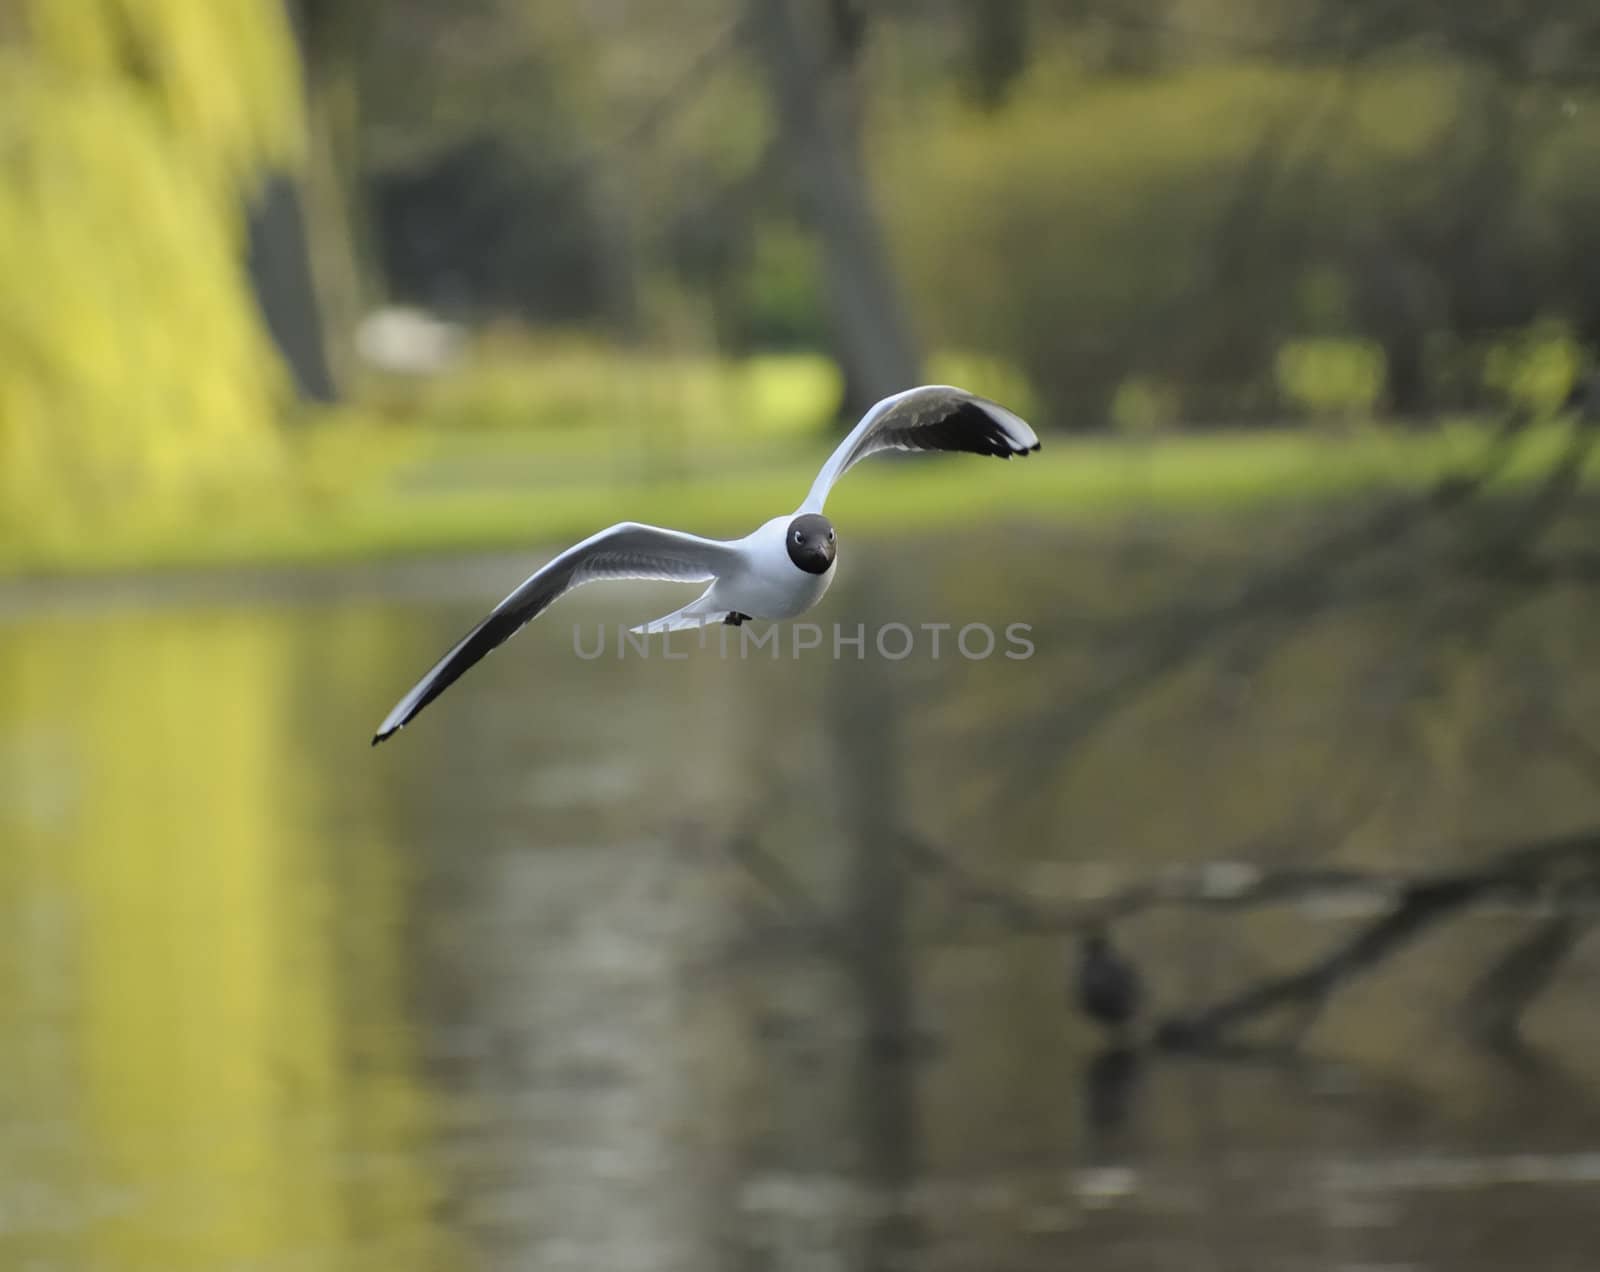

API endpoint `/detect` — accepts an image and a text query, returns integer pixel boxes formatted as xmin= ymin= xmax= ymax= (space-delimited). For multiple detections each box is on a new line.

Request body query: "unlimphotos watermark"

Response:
xmin=572 ymin=621 xmax=1034 ymax=661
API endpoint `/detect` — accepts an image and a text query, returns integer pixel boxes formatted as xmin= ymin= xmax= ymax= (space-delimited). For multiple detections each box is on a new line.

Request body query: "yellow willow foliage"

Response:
xmin=0 ymin=2 xmax=304 ymax=545
xmin=27 ymin=0 xmax=304 ymax=192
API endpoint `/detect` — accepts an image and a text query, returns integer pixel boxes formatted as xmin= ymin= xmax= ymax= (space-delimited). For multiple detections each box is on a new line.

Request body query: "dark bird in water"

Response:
xmin=1077 ymin=928 xmax=1144 ymax=1034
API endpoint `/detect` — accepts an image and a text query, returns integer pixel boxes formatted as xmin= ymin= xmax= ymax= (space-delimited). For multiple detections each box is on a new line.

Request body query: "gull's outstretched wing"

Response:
xmin=800 ymin=385 xmax=1040 ymax=513
xmin=373 ymin=523 xmax=737 ymax=744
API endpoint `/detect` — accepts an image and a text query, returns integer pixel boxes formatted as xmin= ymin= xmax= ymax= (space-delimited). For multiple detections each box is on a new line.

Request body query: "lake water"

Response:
xmin=2 ymin=517 xmax=1598 ymax=1271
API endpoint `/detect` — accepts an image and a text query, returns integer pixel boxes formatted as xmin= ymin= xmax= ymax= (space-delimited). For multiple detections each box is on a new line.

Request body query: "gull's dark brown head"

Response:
xmin=786 ymin=513 xmax=836 ymax=575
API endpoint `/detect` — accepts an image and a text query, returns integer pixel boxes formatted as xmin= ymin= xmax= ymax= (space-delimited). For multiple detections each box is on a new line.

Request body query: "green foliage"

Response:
xmin=1110 ymin=378 xmax=1182 ymax=435
xmin=375 ymin=342 xmax=840 ymax=443
xmin=926 ymin=352 xmax=1040 ymax=424
xmin=1482 ymin=322 xmax=1584 ymax=414
xmin=880 ymin=64 xmax=1317 ymax=419
xmin=0 ymin=1 xmax=302 ymax=545
xmin=1274 ymin=339 xmax=1387 ymax=417
xmin=1294 ymin=267 xmax=1356 ymax=331
xmin=12 ymin=373 xmax=1593 ymax=578
xmin=876 ymin=56 xmax=1600 ymax=423
xmin=729 ymin=222 xmax=829 ymax=348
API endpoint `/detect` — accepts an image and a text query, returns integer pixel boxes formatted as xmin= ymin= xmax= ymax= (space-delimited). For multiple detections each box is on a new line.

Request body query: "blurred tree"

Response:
xmin=249 ymin=174 xmax=338 ymax=402
xmin=879 ymin=30 xmax=1599 ymax=424
xmin=277 ymin=0 xmax=390 ymax=395
xmin=328 ymin=0 xmax=1600 ymax=428
xmin=0 ymin=1 xmax=316 ymax=542
xmin=345 ymin=0 xmax=640 ymax=329
xmin=245 ymin=0 xmax=337 ymax=403
xmin=963 ymin=0 xmax=1031 ymax=108
xmin=65 ymin=0 xmax=1580 ymax=440
xmin=748 ymin=0 xmax=922 ymax=420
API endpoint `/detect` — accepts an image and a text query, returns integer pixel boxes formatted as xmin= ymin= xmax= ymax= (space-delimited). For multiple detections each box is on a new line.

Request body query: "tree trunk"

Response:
xmin=247 ymin=174 xmax=338 ymax=404
xmin=965 ymin=0 xmax=1029 ymax=108
xmin=245 ymin=0 xmax=341 ymax=406
xmin=747 ymin=0 xmax=921 ymax=423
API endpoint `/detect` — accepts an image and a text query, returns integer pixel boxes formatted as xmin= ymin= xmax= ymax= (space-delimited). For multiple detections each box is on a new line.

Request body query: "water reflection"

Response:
xmin=1 ymin=527 xmax=1598 ymax=1271
xmin=1082 ymin=1046 xmax=1144 ymax=1140
xmin=0 ymin=607 xmax=454 ymax=1270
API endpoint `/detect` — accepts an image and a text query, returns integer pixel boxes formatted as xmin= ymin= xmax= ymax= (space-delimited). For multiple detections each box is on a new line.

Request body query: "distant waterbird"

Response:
xmin=1077 ymin=929 xmax=1144 ymax=1035
xmin=371 ymin=386 xmax=1040 ymax=744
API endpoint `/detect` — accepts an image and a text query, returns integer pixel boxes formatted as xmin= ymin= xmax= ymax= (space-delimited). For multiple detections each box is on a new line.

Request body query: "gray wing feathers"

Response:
xmin=802 ymin=385 xmax=1040 ymax=513
xmin=373 ymin=523 xmax=733 ymax=743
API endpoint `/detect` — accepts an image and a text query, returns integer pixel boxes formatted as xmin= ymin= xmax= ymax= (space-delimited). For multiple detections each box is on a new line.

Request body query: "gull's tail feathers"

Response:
xmin=629 ymin=590 xmax=728 ymax=635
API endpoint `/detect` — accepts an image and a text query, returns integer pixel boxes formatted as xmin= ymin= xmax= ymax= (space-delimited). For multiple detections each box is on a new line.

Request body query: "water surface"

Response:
xmin=2 ymin=521 xmax=1598 ymax=1271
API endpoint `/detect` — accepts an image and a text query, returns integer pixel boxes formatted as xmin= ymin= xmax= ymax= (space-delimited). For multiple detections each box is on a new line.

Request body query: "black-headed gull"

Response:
xmin=372 ymin=385 xmax=1039 ymax=744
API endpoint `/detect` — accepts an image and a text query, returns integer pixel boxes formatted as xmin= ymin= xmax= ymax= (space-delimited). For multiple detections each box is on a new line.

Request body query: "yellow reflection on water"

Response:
xmin=0 ymin=606 xmax=458 ymax=1271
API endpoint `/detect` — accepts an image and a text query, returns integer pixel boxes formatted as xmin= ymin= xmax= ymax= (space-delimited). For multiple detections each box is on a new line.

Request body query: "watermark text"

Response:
xmin=572 ymin=621 xmax=1034 ymax=661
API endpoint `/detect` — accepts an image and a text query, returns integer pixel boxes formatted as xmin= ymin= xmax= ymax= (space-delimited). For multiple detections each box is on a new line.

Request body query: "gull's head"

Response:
xmin=786 ymin=513 xmax=836 ymax=575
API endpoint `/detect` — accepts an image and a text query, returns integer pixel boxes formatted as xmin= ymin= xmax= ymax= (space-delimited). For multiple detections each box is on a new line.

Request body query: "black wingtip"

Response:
xmin=371 ymin=729 xmax=390 ymax=747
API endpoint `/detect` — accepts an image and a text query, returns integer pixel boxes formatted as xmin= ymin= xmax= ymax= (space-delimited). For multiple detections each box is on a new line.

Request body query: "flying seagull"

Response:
xmin=372 ymin=385 xmax=1040 ymax=744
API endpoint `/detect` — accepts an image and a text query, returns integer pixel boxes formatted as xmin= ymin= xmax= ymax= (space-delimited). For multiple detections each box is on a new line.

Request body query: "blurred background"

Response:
xmin=2 ymin=2 xmax=1600 ymax=1269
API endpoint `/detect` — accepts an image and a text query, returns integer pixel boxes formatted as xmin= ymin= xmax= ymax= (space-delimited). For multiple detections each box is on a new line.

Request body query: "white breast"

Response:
xmin=715 ymin=515 xmax=836 ymax=620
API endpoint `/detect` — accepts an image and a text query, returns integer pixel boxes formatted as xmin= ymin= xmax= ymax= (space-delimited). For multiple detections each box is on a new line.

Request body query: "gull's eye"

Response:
xmin=827 ymin=530 xmax=835 ymax=541
xmin=794 ymin=529 xmax=804 ymax=543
